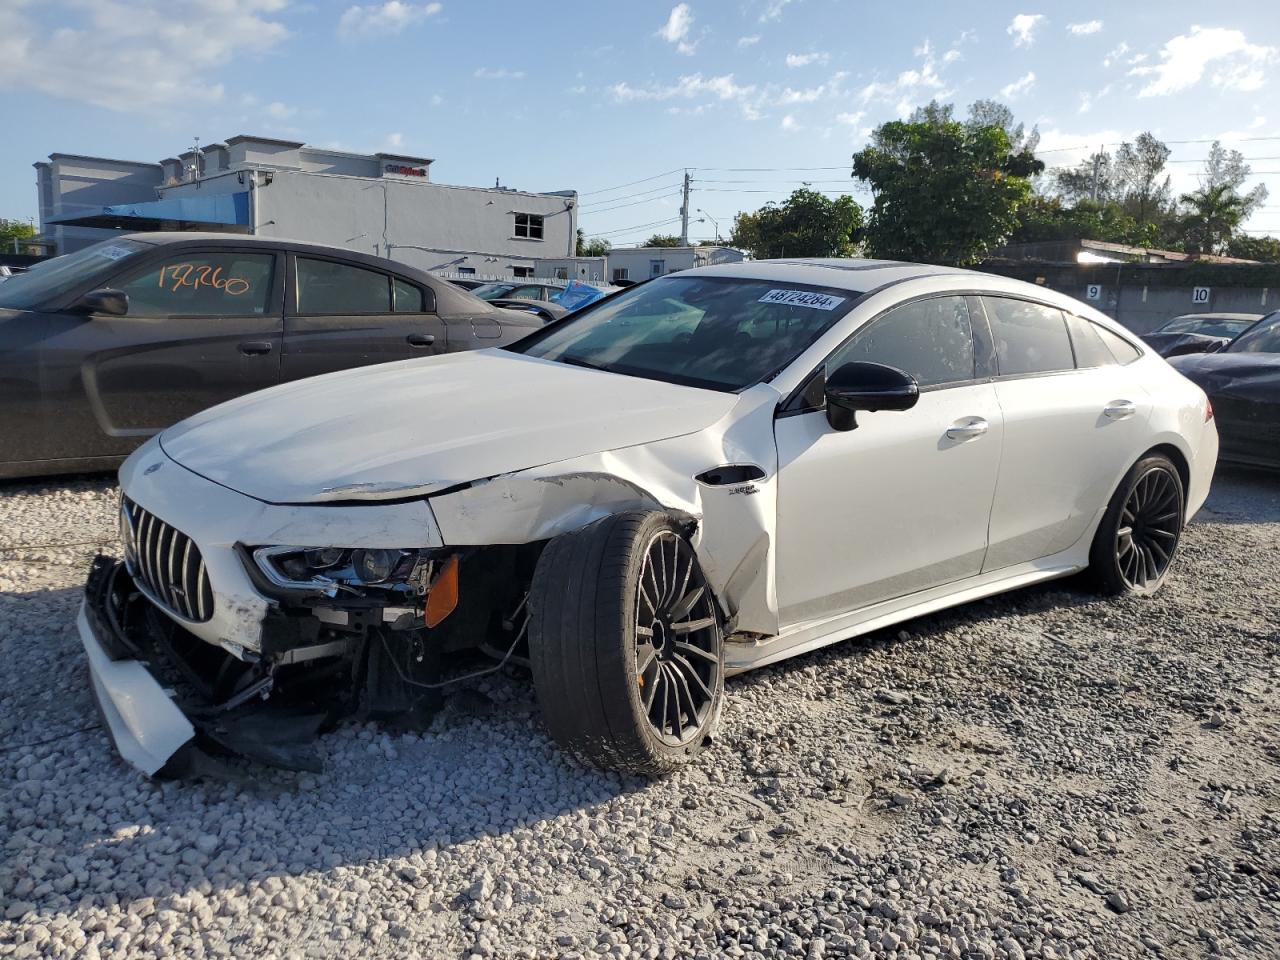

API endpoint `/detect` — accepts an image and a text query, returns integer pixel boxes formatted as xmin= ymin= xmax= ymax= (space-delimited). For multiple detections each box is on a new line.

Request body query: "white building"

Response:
xmin=604 ymin=245 xmax=744 ymax=284
xmin=34 ymin=135 xmax=578 ymax=279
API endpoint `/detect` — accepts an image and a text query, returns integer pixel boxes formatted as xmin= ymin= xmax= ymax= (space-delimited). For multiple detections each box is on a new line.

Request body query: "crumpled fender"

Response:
xmin=429 ymin=384 xmax=784 ymax=635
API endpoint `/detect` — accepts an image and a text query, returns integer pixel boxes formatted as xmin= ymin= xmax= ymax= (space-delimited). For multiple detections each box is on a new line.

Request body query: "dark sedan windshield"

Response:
xmin=1229 ymin=312 xmax=1280 ymax=353
xmin=514 ymin=275 xmax=860 ymax=391
xmin=0 ymin=239 xmax=148 ymax=310
xmin=1158 ymin=315 xmax=1257 ymax=337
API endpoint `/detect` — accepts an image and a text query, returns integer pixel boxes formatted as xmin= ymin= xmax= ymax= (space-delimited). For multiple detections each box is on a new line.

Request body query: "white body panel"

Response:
xmin=108 ymin=259 xmax=1219 ymax=679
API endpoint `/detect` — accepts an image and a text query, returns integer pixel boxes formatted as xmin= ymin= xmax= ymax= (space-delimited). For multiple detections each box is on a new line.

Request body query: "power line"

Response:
xmin=581 ymin=192 xmax=682 ymax=216
xmin=579 ymin=181 xmax=683 ymax=208
xmin=577 ymin=168 xmax=686 ymax=199
xmin=591 ymin=216 xmax=683 ymax=238
xmin=1035 ymin=135 xmax=1280 ymax=155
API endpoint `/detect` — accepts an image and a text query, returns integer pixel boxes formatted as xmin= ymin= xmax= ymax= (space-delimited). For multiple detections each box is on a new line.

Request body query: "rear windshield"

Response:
xmin=513 ymin=275 xmax=860 ymax=391
xmin=0 ymin=239 xmax=147 ymax=310
xmin=1159 ymin=315 xmax=1256 ymax=337
xmin=1228 ymin=312 xmax=1280 ymax=353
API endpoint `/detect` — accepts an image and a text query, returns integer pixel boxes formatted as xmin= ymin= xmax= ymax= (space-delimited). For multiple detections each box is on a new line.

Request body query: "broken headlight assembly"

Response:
xmin=251 ymin=545 xmax=437 ymax=598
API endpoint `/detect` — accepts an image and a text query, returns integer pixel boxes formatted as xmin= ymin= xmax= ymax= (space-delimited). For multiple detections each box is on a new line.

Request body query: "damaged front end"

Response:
xmin=80 ymin=531 xmax=534 ymax=776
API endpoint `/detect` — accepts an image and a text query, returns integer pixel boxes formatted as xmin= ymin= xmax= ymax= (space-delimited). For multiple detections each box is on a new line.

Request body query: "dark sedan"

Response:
xmin=1169 ymin=310 xmax=1280 ymax=469
xmin=1142 ymin=312 xmax=1261 ymax=358
xmin=0 ymin=233 xmax=541 ymax=479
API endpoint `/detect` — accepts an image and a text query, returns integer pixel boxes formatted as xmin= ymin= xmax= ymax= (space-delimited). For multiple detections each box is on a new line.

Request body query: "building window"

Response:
xmin=456 ymin=267 xmax=476 ymax=276
xmin=553 ymin=267 xmax=568 ymax=280
xmin=512 ymin=266 xmax=534 ymax=278
xmin=612 ymin=267 xmax=629 ymax=282
xmin=649 ymin=260 xmax=665 ymax=278
xmin=514 ymin=213 xmax=544 ymax=240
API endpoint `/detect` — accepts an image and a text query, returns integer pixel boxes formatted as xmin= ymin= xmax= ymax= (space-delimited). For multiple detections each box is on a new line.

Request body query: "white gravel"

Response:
xmin=1 ymin=469 xmax=1277 ymax=959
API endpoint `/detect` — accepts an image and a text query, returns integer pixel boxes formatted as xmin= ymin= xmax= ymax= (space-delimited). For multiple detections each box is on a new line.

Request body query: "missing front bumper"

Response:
xmin=80 ymin=556 xmax=339 ymax=775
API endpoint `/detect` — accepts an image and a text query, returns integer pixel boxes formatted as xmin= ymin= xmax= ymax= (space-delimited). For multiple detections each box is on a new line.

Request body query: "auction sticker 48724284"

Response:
xmin=758 ymin=289 xmax=846 ymax=310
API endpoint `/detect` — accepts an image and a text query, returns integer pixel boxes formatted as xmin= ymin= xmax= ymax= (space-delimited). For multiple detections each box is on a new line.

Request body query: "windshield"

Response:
xmin=1159 ymin=315 xmax=1256 ymax=337
xmin=514 ymin=275 xmax=860 ymax=391
xmin=0 ymin=239 xmax=147 ymax=310
xmin=472 ymin=282 xmax=517 ymax=300
xmin=1228 ymin=312 xmax=1280 ymax=353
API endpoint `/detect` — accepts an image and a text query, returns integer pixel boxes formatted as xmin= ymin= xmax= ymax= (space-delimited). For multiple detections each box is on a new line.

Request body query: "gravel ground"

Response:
xmin=1 ymin=468 xmax=1277 ymax=960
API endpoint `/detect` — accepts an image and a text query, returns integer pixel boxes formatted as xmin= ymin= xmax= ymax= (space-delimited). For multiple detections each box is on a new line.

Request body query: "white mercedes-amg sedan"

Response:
xmin=79 ymin=259 xmax=1218 ymax=777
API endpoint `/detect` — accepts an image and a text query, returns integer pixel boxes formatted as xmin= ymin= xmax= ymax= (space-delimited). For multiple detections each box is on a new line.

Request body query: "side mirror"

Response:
xmin=75 ymin=288 xmax=129 ymax=317
xmin=824 ymin=361 xmax=919 ymax=432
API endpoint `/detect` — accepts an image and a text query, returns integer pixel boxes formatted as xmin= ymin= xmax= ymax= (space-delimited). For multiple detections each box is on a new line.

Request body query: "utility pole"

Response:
xmin=1090 ymin=145 xmax=1102 ymax=202
xmin=679 ymin=169 xmax=691 ymax=246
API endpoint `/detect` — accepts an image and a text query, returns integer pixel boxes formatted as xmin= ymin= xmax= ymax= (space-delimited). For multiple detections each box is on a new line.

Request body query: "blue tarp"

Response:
xmin=551 ymin=280 xmax=607 ymax=311
xmin=49 ymin=192 xmax=250 ymax=226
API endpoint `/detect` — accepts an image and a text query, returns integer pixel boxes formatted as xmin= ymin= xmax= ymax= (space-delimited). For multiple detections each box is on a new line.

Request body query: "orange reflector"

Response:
xmin=424 ymin=555 xmax=460 ymax=628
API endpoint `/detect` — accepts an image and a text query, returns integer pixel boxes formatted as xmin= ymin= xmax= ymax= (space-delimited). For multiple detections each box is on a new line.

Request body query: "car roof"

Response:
xmin=680 ymin=257 xmax=988 ymax=294
xmin=1165 ymin=312 xmax=1263 ymax=322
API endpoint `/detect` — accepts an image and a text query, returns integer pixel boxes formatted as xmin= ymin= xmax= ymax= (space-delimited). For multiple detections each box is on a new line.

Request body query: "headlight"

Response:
xmin=251 ymin=545 xmax=435 ymax=595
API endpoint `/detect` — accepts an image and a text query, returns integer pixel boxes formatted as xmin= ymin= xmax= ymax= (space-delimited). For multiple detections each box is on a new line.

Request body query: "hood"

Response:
xmin=1169 ymin=350 xmax=1280 ymax=399
xmin=159 ymin=350 xmax=738 ymax=504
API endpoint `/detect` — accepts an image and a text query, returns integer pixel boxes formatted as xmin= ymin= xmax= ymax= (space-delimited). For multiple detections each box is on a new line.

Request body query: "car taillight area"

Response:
xmin=1205 ymin=397 xmax=1215 ymax=421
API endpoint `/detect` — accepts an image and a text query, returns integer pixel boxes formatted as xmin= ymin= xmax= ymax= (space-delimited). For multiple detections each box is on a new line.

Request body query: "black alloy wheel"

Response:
xmin=1115 ymin=465 xmax=1183 ymax=590
xmin=633 ymin=530 xmax=721 ymax=747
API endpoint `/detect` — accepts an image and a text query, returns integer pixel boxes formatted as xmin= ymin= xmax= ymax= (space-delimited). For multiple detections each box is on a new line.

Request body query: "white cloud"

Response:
xmin=338 ymin=1 xmax=441 ymax=37
xmin=1068 ymin=20 xmax=1102 ymax=36
xmin=777 ymin=84 xmax=826 ymax=104
xmin=835 ymin=111 xmax=864 ymax=126
xmin=1034 ymin=127 xmax=1128 ymax=168
xmin=942 ymin=49 xmax=962 ymax=64
xmin=785 ymin=51 xmax=829 ymax=68
xmin=1000 ymin=71 xmax=1036 ymax=99
xmin=264 ymin=100 xmax=295 ymax=119
xmin=610 ymin=73 xmax=755 ymax=104
xmin=474 ymin=66 xmax=525 ymax=80
xmin=658 ymin=3 xmax=696 ymax=55
xmin=780 ymin=114 xmax=799 ymax=130
xmin=0 ymin=0 xmax=288 ymax=112
xmin=759 ymin=0 xmax=794 ymax=22
xmin=1102 ymin=42 xmax=1129 ymax=68
xmin=431 ymin=93 xmax=444 ymax=105
xmin=385 ymin=132 xmax=404 ymax=149
xmin=738 ymin=35 xmax=761 ymax=47
xmin=858 ymin=42 xmax=952 ymax=113
xmin=1130 ymin=26 xmax=1277 ymax=97
xmin=1007 ymin=14 xmax=1045 ymax=48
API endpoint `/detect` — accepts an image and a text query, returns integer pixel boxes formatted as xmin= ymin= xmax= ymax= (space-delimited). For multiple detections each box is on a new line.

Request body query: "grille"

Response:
xmin=121 ymin=497 xmax=214 ymax=623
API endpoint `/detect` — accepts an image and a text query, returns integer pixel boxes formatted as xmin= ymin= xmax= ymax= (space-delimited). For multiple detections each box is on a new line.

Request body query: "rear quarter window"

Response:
xmin=983 ymin=297 xmax=1075 ymax=376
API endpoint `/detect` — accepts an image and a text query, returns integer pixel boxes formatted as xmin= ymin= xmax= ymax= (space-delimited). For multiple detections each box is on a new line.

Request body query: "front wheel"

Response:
xmin=1089 ymin=454 xmax=1185 ymax=596
xmin=528 ymin=512 xmax=725 ymax=775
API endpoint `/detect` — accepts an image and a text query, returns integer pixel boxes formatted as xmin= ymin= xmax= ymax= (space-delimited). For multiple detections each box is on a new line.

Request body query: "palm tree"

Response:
xmin=1179 ymin=183 xmax=1251 ymax=256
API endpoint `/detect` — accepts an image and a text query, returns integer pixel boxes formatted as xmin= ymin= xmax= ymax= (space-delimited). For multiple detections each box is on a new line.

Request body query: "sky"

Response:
xmin=2 ymin=0 xmax=1278 ymax=246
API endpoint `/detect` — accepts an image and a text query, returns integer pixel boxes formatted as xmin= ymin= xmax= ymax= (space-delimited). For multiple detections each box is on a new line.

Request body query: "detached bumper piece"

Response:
xmin=80 ymin=556 xmax=385 ymax=776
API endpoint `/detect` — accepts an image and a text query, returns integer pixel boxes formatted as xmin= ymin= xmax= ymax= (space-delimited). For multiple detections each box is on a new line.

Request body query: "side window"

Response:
xmin=1065 ymin=313 xmax=1115 ymax=368
xmin=507 ymin=285 xmax=544 ymax=300
xmin=392 ymin=277 xmax=427 ymax=313
xmin=114 ymin=252 xmax=275 ymax=318
xmin=1094 ymin=324 xmax=1144 ymax=363
xmin=296 ymin=258 xmax=390 ymax=314
xmin=984 ymin=297 xmax=1075 ymax=376
xmin=827 ymin=296 xmax=976 ymax=388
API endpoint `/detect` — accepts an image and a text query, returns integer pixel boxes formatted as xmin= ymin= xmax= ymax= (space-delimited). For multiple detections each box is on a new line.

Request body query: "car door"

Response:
xmin=46 ymin=246 xmax=284 ymax=461
xmin=282 ymin=254 xmax=446 ymax=381
xmin=980 ymin=296 xmax=1152 ymax=572
xmin=773 ymin=294 xmax=1005 ymax=628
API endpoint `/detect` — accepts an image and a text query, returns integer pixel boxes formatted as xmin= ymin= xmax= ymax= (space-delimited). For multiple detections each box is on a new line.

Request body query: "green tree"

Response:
xmin=1050 ymin=133 xmax=1177 ymax=236
xmin=644 ymin=234 xmax=682 ymax=247
xmin=575 ymin=228 xmax=611 ymax=257
xmin=0 ymin=218 xmax=36 ymax=251
xmin=851 ymin=116 xmax=1043 ymax=265
xmin=1011 ymin=196 xmax=1158 ymax=247
xmin=1177 ymin=184 xmax=1254 ymax=256
xmin=729 ymin=188 xmax=863 ymax=259
xmin=1226 ymin=234 xmax=1280 ymax=262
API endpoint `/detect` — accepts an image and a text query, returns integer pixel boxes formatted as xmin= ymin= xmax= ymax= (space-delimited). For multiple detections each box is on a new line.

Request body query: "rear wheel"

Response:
xmin=1089 ymin=454 xmax=1184 ymax=596
xmin=528 ymin=512 xmax=724 ymax=775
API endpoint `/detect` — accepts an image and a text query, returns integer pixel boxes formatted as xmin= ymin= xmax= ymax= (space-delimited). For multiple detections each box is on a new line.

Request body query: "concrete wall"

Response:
xmin=605 ymin=245 xmax=745 ymax=282
xmin=36 ymin=155 xmax=163 ymax=254
xmin=982 ymin=262 xmax=1280 ymax=334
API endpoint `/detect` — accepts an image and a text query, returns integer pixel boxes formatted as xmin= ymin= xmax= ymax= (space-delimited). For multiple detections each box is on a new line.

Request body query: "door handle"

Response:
xmin=238 ymin=341 xmax=273 ymax=356
xmin=1104 ymin=399 xmax=1136 ymax=420
xmin=406 ymin=333 xmax=436 ymax=347
xmin=945 ymin=417 xmax=989 ymax=442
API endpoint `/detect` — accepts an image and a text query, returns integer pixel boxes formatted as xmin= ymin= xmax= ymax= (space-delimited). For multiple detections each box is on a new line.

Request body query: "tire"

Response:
xmin=528 ymin=512 xmax=725 ymax=775
xmin=1089 ymin=454 xmax=1185 ymax=596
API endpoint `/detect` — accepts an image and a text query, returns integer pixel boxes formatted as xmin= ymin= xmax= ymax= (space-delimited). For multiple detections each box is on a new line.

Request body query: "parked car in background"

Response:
xmin=1169 ymin=310 xmax=1280 ymax=469
xmin=471 ymin=280 xmax=565 ymax=303
xmin=80 ymin=258 xmax=1217 ymax=777
xmin=445 ymin=277 xmax=488 ymax=292
xmin=0 ymin=233 xmax=541 ymax=479
xmin=1142 ymin=312 xmax=1262 ymax=358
